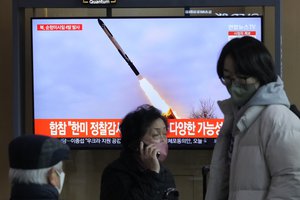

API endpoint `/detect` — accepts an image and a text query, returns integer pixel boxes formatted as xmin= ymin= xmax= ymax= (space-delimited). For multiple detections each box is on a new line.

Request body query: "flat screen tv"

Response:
xmin=31 ymin=16 xmax=262 ymax=149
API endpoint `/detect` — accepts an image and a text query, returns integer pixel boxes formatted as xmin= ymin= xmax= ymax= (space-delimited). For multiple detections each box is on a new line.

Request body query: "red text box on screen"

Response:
xmin=35 ymin=118 xmax=223 ymax=139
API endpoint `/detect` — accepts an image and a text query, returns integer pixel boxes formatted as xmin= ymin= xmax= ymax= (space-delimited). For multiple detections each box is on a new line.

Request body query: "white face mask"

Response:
xmin=55 ymin=170 xmax=65 ymax=194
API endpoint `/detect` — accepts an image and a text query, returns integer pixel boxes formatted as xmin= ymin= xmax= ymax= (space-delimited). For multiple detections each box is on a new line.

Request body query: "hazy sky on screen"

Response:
xmin=32 ymin=17 xmax=262 ymax=119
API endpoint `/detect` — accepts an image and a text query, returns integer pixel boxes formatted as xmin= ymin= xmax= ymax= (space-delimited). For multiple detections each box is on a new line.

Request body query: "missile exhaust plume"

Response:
xmin=139 ymin=78 xmax=170 ymax=114
xmin=98 ymin=19 xmax=179 ymax=118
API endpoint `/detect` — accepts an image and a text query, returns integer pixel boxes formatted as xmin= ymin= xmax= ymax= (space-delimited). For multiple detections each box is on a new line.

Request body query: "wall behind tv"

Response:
xmin=0 ymin=0 xmax=13 ymax=198
xmin=1 ymin=0 xmax=300 ymax=199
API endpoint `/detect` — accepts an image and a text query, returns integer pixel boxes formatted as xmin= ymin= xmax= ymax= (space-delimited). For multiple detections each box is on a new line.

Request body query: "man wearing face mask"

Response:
xmin=100 ymin=104 xmax=179 ymax=200
xmin=8 ymin=134 xmax=70 ymax=200
xmin=205 ymin=36 xmax=300 ymax=200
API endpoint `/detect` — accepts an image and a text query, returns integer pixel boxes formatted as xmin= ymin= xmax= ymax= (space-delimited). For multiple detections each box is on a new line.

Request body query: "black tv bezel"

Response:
xmin=12 ymin=0 xmax=281 ymax=152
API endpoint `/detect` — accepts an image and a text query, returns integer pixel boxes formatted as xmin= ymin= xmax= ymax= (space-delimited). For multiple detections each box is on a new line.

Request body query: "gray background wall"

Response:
xmin=1 ymin=0 xmax=299 ymax=199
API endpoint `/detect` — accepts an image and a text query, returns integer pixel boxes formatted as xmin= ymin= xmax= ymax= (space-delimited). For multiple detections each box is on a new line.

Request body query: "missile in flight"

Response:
xmin=98 ymin=19 xmax=140 ymax=77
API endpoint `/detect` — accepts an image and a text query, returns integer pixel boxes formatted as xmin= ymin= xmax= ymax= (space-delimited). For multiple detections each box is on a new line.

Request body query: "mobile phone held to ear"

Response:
xmin=156 ymin=151 xmax=161 ymax=158
xmin=142 ymin=142 xmax=160 ymax=158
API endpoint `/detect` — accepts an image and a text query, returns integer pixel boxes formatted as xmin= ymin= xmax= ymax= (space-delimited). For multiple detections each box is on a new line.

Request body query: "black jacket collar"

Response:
xmin=10 ymin=183 xmax=59 ymax=200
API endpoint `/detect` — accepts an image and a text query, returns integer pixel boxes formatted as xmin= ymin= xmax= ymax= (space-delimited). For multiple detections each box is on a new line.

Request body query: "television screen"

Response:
xmin=31 ymin=16 xmax=262 ymax=149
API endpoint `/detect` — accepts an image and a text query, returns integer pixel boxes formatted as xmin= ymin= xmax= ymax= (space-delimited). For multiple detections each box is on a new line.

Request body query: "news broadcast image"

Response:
xmin=31 ymin=17 xmax=262 ymax=148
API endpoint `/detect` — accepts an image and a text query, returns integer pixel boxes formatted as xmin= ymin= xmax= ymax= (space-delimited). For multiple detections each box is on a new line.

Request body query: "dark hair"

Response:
xmin=217 ymin=36 xmax=277 ymax=85
xmin=120 ymin=104 xmax=168 ymax=151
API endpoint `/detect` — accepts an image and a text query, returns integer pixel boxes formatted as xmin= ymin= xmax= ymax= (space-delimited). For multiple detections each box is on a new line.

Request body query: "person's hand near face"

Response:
xmin=139 ymin=118 xmax=168 ymax=173
xmin=139 ymin=141 xmax=160 ymax=173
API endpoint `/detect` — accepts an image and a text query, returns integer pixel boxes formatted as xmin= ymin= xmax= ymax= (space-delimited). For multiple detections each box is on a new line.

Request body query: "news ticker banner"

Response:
xmin=58 ymin=137 xmax=215 ymax=146
xmin=34 ymin=119 xmax=223 ymax=139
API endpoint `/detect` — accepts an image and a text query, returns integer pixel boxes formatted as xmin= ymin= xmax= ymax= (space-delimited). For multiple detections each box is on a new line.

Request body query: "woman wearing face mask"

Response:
xmin=100 ymin=104 xmax=179 ymax=200
xmin=205 ymin=36 xmax=300 ymax=200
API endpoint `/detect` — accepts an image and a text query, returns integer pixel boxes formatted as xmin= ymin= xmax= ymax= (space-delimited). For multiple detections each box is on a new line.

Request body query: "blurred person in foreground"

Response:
xmin=9 ymin=134 xmax=70 ymax=200
xmin=205 ymin=36 xmax=300 ymax=200
xmin=100 ymin=104 xmax=179 ymax=200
